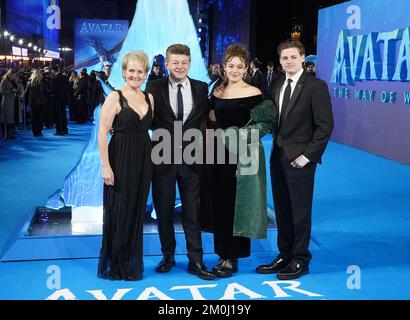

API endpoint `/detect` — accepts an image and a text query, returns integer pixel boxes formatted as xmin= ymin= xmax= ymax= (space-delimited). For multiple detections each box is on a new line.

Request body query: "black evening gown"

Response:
xmin=211 ymin=94 xmax=263 ymax=259
xmin=98 ymin=90 xmax=153 ymax=280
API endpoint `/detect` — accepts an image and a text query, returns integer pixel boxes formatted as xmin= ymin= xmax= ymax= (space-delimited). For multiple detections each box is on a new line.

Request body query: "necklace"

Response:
xmin=224 ymin=82 xmax=248 ymax=98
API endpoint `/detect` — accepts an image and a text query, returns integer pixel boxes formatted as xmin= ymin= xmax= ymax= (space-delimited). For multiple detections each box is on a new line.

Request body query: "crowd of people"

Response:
xmin=97 ymin=40 xmax=333 ymax=282
xmin=208 ymin=57 xmax=316 ymax=95
xmin=0 ymin=54 xmax=316 ymax=141
xmin=0 ymin=65 xmax=110 ymax=139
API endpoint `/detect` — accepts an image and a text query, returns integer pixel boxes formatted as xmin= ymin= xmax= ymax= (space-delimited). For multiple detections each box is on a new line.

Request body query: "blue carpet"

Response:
xmin=0 ymin=124 xmax=410 ymax=300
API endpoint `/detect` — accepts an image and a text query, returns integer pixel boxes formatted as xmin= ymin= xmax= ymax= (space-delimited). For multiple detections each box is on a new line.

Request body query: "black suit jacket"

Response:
xmin=263 ymin=70 xmax=282 ymax=94
xmin=269 ymin=71 xmax=334 ymax=164
xmin=53 ymin=73 xmax=70 ymax=105
xmin=145 ymin=76 xmax=209 ymax=174
xmin=251 ymin=69 xmax=263 ymax=90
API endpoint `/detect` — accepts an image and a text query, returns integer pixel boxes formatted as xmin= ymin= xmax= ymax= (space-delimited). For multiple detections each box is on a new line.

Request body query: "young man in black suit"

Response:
xmin=145 ymin=44 xmax=215 ymax=280
xmin=257 ymin=40 xmax=334 ymax=280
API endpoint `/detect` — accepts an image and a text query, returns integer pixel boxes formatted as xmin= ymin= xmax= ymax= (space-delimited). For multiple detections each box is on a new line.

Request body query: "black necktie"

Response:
xmin=280 ymin=78 xmax=293 ymax=125
xmin=177 ymin=84 xmax=184 ymax=121
xmin=267 ymin=72 xmax=272 ymax=86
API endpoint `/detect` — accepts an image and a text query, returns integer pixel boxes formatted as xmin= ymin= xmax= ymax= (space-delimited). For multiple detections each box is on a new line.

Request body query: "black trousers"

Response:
xmin=54 ymin=101 xmax=68 ymax=133
xmin=44 ymin=98 xmax=54 ymax=129
xmin=31 ymin=104 xmax=45 ymax=136
xmin=270 ymin=146 xmax=316 ymax=266
xmin=152 ymin=164 xmax=203 ymax=263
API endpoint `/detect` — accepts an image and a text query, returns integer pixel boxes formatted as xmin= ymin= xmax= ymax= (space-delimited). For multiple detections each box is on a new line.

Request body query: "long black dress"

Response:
xmin=98 ymin=90 xmax=153 ymax=280
xmin=211 ymin=94 xmax=263 ymax=259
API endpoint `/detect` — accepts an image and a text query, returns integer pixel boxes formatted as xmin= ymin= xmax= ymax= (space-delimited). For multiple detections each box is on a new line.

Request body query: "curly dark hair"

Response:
xmin=223 ymin=44 xmax=250 ymax=68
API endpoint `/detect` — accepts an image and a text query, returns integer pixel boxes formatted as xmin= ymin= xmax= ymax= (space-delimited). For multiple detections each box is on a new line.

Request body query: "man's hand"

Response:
xmin=214 ymin=83 xmax=225 ymax=93
xmin=291 ymin=155 xmax=310 ymax=169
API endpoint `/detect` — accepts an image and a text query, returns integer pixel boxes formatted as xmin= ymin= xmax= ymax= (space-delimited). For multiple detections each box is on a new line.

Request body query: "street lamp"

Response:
xmin=2 ymin=31 xmax=9 ymax=67
xmin=60 ymin=47 xmax=72 ymax=70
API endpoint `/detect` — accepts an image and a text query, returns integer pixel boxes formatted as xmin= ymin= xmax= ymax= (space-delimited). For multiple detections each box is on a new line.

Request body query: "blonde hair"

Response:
xmin=122 ymin=50 xmax=150 ymax=73
xmin=29 ymin=69 xmax=43 ymax=86
xmin=69 ymin=71 xmax=79 ymax=82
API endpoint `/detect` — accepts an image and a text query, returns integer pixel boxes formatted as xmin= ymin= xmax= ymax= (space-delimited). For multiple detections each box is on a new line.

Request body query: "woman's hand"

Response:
xmin=102 ymin=165 xmax=115 ymax=186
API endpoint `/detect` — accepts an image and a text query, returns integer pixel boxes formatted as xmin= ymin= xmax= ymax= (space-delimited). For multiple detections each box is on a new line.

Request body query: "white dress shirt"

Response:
xmin=278 ymin=67 xmax=304 ymax=116
xmin=278 ymin=68 xmax=310 ymax=164
xmin=168 ymin=77 xmax=193 ymax=123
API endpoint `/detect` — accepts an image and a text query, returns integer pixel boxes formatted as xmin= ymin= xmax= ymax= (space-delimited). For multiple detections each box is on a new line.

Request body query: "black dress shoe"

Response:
xmin=212 ymin=258 xmax=225 ymax=273
xmin=256 ymin=256 xmax=290 ymax=274
xmin=187 ymin=261 xmax=216 ymax=280
xmin=276 ymin=260 xmax=309 ymax=280
xmin=216 ymin=258 xmax=238 ymax=278
xmin=156 ymin=256 xmax=175 ymax=273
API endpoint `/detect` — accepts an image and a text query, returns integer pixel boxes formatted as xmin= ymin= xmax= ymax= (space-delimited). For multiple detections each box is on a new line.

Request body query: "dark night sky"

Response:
xmin=116 ymin=0 xmax=349 ymax=64
xmin=252 ymin=0 xmax=349 ymax=65
xmin=56 ymin=0 xmax=349 ymax=66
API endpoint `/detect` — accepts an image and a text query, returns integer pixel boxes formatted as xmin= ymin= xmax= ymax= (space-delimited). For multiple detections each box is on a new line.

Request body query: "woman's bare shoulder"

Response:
xmin=106 ymin=90 xmax=120 ymax=100
xmin=244 ymin=84 xmax=262 ymax=95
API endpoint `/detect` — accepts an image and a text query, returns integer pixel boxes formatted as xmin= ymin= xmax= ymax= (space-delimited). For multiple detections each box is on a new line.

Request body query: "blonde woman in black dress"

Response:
xmin=98 ymin=51 xmax=154 ymax=280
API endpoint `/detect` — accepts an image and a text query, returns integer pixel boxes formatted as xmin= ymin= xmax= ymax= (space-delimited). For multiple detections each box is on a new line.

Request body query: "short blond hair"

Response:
xmin=122 ymin=50 xmax=150 ymax=73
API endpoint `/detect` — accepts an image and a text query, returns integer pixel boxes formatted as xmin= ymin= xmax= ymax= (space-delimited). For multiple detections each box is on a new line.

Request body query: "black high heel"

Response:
xmin=216 ymin=258 xmax=238 ymax=278
xmin=212 ymin=258 xmax=225 ymax=273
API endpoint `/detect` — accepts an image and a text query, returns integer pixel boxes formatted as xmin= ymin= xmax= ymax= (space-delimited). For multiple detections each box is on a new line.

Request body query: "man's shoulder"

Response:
xmin=305 ymin=73 xmax=328 ymax=88
xmin=188 ymin=77 xmax=208 ymax=89
xmin=146 ymin=77 xmax=168 ymax=90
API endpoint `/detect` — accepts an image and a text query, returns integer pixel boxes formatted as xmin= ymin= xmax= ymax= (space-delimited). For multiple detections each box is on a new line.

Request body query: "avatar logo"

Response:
xmin=331 ymin=27 xmax=410 ymax=85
